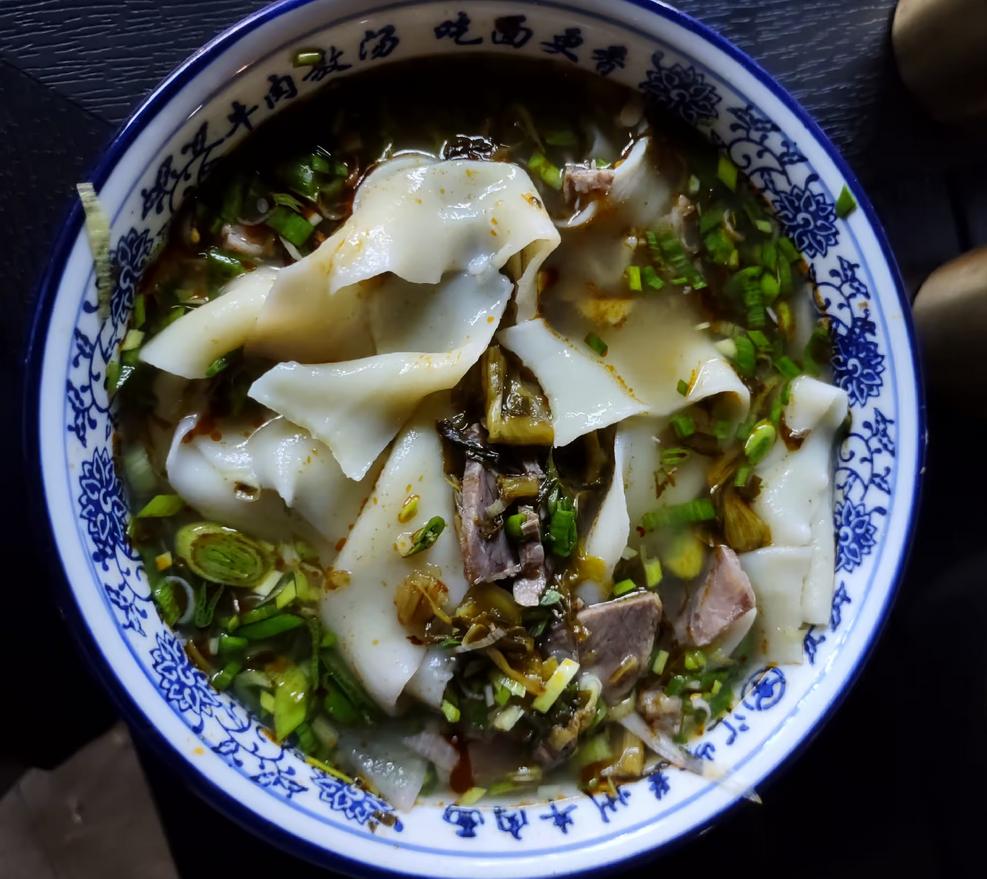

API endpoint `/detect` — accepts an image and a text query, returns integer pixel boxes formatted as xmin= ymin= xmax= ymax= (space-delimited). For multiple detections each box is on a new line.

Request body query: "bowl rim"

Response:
xmin=21 ymin=0 xmax=927 ymax=874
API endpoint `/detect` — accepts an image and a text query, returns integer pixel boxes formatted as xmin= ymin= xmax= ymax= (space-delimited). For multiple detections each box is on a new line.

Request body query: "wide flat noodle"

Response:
xmin=250 ymin=270 xmax=511 ymax=480
xmin=753 ymin=376 xmax=848 ymax=626
xmin=498 ymin=318 xmax=647 ymax=447
xmin=739 ymin=547 xmax=811 ymax=664
xmin=249 ymin=156 xmax=559 ymax=360
xmin=165 ymin=414 xmax=378 ymax=555
xmin=546 ymin=294 xmax=750 ymax=420
xmin=321 ymin=394 xmax=468 ymax=713
xmin=140 ymin=267 xmax=277 ymax=379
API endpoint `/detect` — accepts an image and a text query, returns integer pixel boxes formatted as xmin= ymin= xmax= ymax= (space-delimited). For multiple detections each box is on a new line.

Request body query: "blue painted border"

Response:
xmin=23 ymin=0 xmax=926 ymax=876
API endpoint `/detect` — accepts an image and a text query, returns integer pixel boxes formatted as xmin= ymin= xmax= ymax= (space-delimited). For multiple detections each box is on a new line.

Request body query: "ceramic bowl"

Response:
xmin=25 ymin=1 xmax=924 ymax=875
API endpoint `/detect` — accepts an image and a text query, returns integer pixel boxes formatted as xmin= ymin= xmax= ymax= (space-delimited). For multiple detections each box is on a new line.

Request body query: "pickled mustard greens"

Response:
xmin=105 ymin=56 xmax=846 ymax=810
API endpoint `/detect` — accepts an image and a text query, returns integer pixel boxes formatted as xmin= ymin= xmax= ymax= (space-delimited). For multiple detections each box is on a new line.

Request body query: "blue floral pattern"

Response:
xmin=639 ymin=51 xmax=721 ymax=125
xmin=54 ymin=6 xmax=905 ymax=853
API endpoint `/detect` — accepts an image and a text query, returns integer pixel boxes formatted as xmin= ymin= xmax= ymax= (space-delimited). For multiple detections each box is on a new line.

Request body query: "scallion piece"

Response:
xmin=703 ymin=227 xmax=738 ymax=267
xmin=683 ymin=649 xmax=707 ymax=671
xmin=625 ymin=264 xmax=642 ymax=292
xmin=754 ymin=218 xmax=773 ymax=235
xmin=323 ymin=681 xmax=361 ymax=725
xmin=699 ymin=203 xmax=726 ymax=235
xmin=441 ymin=699 xmax=461 ymax=723
xmin=205 ymin=354 xmax=232 ymax=378
xmin=641 ymin=264 xmax=664 ymax=290
xmin=236 ymin=613 xmax=304 ymax=640
xmin=641 ymin=498 xmax=717 ymax=531
xmin=731 ymin=334 xmax=756 ymax=378
xmin=527 ymin=152 xmax=563 ymax=190
xmin=547 ymin=502 xmax=577 ymax=558
xmin=671 ymin=414 xmax=695 ymax=439
xmin=734 ymin=463 xmax=753 ymax=487
xmin=175 ymin=522 xmax=273 ymax=588
xmin=136 ymin=494 xmax=185 ymax=518
xmin=651 ymin=226 xmax=706 ymax=289
xmin=505 ymin=512 xmax=525 ymax=541
xmin=206 ymin=248 xmax=245 ymax=279
xmin=76 ymin=182 xmax=113 ymax=320
xmin=266 ymin=206 xmax=315 ymax=247
xmin=273 ymin=664 xmax=309 ymax=741
xmin=397 ymin=516 xmax=446 ymax=557
xmin=760 ymin=271 xmax=780 ymax=303
xmin=643 ymin=554 xmax=663 ymax=588
xmin=585 ymin=332 xmax=608 ymax=356
xmin=778 ymin=236 xmax=800 ymax=263
xmin=712 ymin=419 xmax=733 ymax=440
xmin=748 ymin=329 xmax=771 ymax=351
xmin=151 ymin=579 xmax=181 ymax=627
xmin=774 ymin=355 xmax=801 ymax=379
xmin=717 ymin=153 xmax=738 ymax=191
xmin=676 ymin=378 xmax=690 ymax=397
xmin=133 ymin=294 xmax=146 ymax=328
xmin=532 ymin=658 xmax=580 ymax=713
xmin=211 ymin=659 xmax=242 ymax=692
xmin=687 ymin=174 xmax=701 ymax=196
xmin=744 ymin=421 xmax=777 ymax=464
xmin=293 ymin=48 xmax=324 ymax=67
xmin=835 ymin=184 xmax=857 ymax=218
xmin=612 ymin=578 xmax=637 ymax=597
xmin=660 ymin=447 xmax=690 ymax=468
xmin=218 ymin=633 xmax=248 ymax=657
xmin=651 ymin=648 xmax=669 ymax=675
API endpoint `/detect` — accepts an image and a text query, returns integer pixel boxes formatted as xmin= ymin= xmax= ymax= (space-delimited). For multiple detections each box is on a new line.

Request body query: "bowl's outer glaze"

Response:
xmin=26 ymin=1 xmax=924 ymax=876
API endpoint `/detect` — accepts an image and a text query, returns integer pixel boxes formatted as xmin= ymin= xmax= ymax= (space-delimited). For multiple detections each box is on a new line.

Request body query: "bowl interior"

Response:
xmin=31 ymin=1 xmax=922 ymax=876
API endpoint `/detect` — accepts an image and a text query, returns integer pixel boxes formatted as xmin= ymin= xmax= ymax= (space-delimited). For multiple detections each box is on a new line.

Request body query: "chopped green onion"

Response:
xmin=760 ymin=272 xmax=780 ymax=303
xmin=761 ymin=239 xmax=778 ymax=272
xmin=136 ymin=493 xmax=184 ymax=518
xmin=652 ymin=649 xmax=669 ymax=675
xmin=457 ymin=787 xmax=487 ymax=806
xmin=539 ymin=588 xmax=563 ymax=606
xmin=671 ymin=414 xmax=695 ymax=439
xmin=293 ymin=48 xmax=324 ymax=67
xmin=259 ymin=690 xmax=276 ymax=714
xmin=175 ymin=522 xmax=272 ymax=588
xmin=120 ymin=329 xmax=143 ymax=353
xmin=644 ymin=554 xmax=663 ymax=588
xmin=584 ymin=332 xmax=608 ymax=356
xmin=835 ymin=184 xmax=857 ymax=218
xmin=776 ymin=300 xmax=794 ymax=337
xmin=754 ymin=218 xmax=773 ymax=235
xmin=774 ymin=355 xmax=802 ymax=380
xmin=206 ymin=248 xmax=246 ymax=279
xmin=778 ymin=237 xmax=800 ymax=263
xmin=204 ymin=353 xmax=232 ymax=378
xmin=441 ymin=699 xmax=461 ymax=723
xmin=131 ymin=294 xmax=146 ymax=329
xmin=547 ymin=504 xmax=577 ymax=558
xmin=641 ymin=498 xmax=717 ymax=531
xmin=194 ymin=583 xmax=224 ymax=628
xmin=218 ymin=633 xmax=248 ymax=657
xmin=612 ymin=578 xmax=637 ymax=597
xmin=625 ymin=264 xmax=642 ymax=292
xmin=676 ymin=378 xmax=690 ymax=397
xmin=211 ymin=659 xmax=242 ymax=692
xmin=527 ymin=152 xmax=563 ymax=190
xmin=731 ymin=334 xmax=757 ymax=378
xmin=684 ymin=649 xmax=707 ymax=671
xmin=712 ymin=419 xmax=734 ymax=440
xmin=532 ymin=658 xmax=580 ymax=712
xmin=397 ymin=494 xmax=420 ymax=524
xmin=703 ymin=227 xmax=738 ymax=267
xmin=660 ymin=447 xmax=690 ymax=469
xmin=76 ymin=183 xmax=113 ymax=320
xmin=398 ymin=516 xmax=446 ymax=557
xmin=266 ymin=206 xmax=315 ymax=247
xmin=491 ymin=704 xmax=525 ymax=731
xmin=687 ymin=174 xmax=701 ymax=197
xmin=323 ymin=681 xmax=361 ymax=725
xmin=505 ymin=513 xmax=525 ymax=541
xmin=699 ymin=204 xmax=726 ymax=235
xmin=666 ymin=675 xmax=687 ymax=697
xmin=641 ymin=264 xmax=664 ymax=290
xmin=238 ymin=603 xmax=279 ymax=627
xmin=151 ymin=579 xmax=181 ymax=627
xmin=744 ymin=421 xmax=777 ymax=464
xmin=734 ymin=463 xmax=753 ymax=488
xmin=273 ymin=664 xmax=309 ymax=741
xmin=717 ymin=154 xmax=738 ymax=191
xmin=236 ymin=613 xmax=304 ymax=641
xmin=748 ymin=329 xmax=771 ymax=352
xmin=651 ymin=226 xmax=706 ymax=289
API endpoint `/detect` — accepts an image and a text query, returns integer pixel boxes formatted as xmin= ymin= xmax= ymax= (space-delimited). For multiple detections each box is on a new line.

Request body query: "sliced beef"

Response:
xmin=512 ymin=505 xmax=547 ymax=606
xmin=685 ymin=545 xmax=756 ymax=647
xmin=455 ymin=426 xmax=518 ymax=585
xmin=563 ymin=165 xmax=615 ymax=203
xmin=576 ymin=592 xmax=662 ymax=704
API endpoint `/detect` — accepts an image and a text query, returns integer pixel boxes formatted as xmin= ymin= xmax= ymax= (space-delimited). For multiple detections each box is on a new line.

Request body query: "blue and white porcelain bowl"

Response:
xmin=26 ymin=1 xmax=924 ymax=875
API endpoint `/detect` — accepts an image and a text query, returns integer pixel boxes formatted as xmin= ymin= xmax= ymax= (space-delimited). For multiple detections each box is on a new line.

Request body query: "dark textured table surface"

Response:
xmin=2 ymin=2 xmax=985 ymax=876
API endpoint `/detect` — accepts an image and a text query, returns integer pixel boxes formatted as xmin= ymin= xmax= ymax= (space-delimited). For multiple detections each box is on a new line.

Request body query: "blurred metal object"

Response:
xmin=893 ymin=0 xmax=987 ymax=125
xmin=913 ymin=245 xmax=987 ymax=398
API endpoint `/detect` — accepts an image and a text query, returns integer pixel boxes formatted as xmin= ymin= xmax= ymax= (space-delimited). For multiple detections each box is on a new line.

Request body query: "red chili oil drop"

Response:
xmin=448 ymin=735 xmax=474 ymax=794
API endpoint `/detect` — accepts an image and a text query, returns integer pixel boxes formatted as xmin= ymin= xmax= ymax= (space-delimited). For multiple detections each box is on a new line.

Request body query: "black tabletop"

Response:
xmin=2 ymin=2 xmax=984 ymax=877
